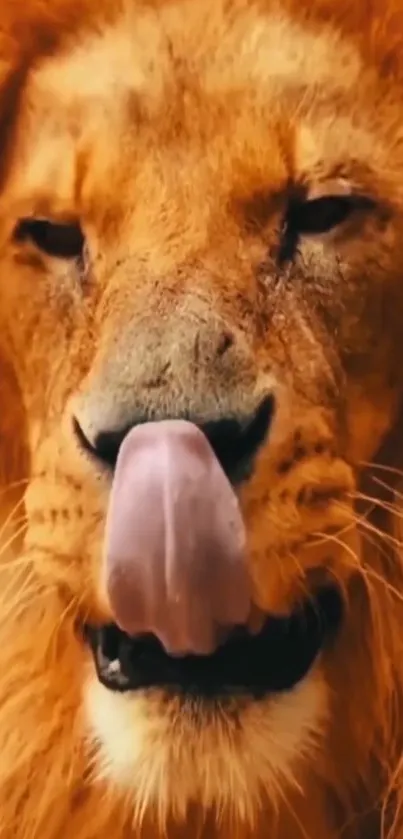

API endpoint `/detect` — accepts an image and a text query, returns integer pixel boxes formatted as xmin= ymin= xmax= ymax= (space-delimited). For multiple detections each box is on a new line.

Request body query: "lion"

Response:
xmin=2 ymin=0 xmax=403 ymax=836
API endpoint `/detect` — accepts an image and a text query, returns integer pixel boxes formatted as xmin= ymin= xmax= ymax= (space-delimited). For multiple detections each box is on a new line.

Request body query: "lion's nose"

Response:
xmin=74 ymin=394 xmax=274 ymax=484
xmin=72 ymin=306 xmax=275 ymax=483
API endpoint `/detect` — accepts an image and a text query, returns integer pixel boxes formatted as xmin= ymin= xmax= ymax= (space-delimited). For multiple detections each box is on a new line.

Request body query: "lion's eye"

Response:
xmin=287 ymin=195 xmax=356 ymax=236
xmin=279 ymin=194 xmax=372 ymax=263
xmin=14 ymin=218 xmax=84 ymax=260
xmin=287 ymin=196 xmax=356 ymax=237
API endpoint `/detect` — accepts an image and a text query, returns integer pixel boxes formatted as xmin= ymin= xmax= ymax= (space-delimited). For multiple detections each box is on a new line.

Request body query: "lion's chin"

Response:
xmin=82 ymin=586 xmax=342 ymax=828
xmin=85 ymin=673 xmax=327 ymax=827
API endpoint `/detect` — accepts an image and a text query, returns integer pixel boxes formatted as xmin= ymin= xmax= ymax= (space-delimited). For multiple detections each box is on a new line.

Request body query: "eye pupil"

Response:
xmin=14 ymin=218 xmax=84 ymax=260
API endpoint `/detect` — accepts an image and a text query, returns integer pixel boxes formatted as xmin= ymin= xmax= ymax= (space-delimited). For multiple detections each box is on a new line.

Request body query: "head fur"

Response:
xmin=2 ymin=1 xmax=403 ymax=837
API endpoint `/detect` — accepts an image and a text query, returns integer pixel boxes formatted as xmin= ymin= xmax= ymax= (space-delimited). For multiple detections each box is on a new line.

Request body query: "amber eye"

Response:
xmin=14 ymin=218 xmax=85 ymax=260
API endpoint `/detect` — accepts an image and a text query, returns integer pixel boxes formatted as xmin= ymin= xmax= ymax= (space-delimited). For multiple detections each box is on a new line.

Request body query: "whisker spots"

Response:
xmin=296 ymin=485 xmax=347 ymax=509
xmin=275 ymin=435 xmax=335 ymax=478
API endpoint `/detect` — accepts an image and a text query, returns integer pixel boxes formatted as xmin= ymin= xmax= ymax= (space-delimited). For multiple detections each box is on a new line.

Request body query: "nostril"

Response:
xmin=201 ymin=394 xmax=275 ymax=482
xmin=92 ymin=428 xmax=126 ymax=469
xmin=215 ymin=329 xmax=235 ymax=358
xmin=73 ymin=416 xmax=125 ymax=469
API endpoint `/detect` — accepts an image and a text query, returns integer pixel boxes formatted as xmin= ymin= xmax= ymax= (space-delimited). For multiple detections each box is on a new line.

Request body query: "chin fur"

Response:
xmin=85 ymin=671 xmax=327 ymax=828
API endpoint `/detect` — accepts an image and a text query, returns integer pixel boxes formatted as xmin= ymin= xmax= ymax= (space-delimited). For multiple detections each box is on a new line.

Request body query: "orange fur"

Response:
xmin=2 ymin=0 xmax=403 ymax=837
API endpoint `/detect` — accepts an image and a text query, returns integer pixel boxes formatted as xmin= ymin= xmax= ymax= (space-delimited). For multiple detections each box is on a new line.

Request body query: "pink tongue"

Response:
xmin=103 ymin=420 xmax=250 ymax=656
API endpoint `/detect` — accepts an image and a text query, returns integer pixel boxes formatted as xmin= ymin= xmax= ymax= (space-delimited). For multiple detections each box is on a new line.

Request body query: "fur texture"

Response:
xmin=2 ymin=0 xmax=403 ymax=837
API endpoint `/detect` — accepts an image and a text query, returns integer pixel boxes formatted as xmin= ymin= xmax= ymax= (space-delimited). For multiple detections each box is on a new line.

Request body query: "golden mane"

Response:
xmin=2 ymin=1 xmax=403 ymax=838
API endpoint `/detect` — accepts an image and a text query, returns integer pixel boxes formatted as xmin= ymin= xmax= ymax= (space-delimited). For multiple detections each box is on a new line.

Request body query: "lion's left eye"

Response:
xmin=14 ymin=218 xmax=84 ymax=260
xmin=278 ymin=194 xmax=373 ymax=263
xmin=287 ymin=195 xmax=357 ymax=237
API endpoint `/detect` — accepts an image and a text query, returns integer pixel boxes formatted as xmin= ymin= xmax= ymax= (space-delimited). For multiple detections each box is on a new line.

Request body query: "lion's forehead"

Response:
xmin=33 ymin=4 xmax=362 ymax=106
xmin=12 ymin=3 xmax=391 ymax=229
xmin=6 ymin=0 xmax=402 ymax=246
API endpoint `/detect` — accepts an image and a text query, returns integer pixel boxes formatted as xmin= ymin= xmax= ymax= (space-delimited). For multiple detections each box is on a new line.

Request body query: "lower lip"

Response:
xmin=85 ymin=586 xmax=343 ymax=699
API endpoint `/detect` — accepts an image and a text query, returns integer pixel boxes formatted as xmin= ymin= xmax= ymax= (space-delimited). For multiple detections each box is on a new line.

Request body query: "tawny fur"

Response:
xmin=2 ymin=0 xmax=403 ymax=837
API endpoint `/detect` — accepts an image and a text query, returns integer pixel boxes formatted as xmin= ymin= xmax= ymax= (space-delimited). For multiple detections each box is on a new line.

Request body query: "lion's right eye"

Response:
xmin=14 ymin=218 xmax=84 ymax=260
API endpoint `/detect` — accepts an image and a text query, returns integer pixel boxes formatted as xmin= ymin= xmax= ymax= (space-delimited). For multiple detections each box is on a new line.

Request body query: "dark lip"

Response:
xmin=84 ymin=586 xmax=343 ymax=700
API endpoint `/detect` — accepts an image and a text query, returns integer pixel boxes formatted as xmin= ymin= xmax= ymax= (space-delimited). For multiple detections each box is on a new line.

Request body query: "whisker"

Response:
xmin=354 ymin=512 xmax=403 ymax=553
xmin=0 ymin=477 xmax=30 ymax=497
xmin=0 ymin=520 xmax=29 ymax=561
xmin=2 ymin=587 xmax=60 ymax=627
xmin=0 ymin=497 xmax=27 ymax=544
xmin=361 ymin=559 xmax=403 ymax=607
xmin=272 ymin=776 xmax=311 ymax=839
xmin=0 ymin=553 xmax=34 ymax=573
xmin=370 ymin=475 xmax=403 ymax=505
xmin=361 ymin=461 xmax=403 ymax=481
xmin=307 ymin=518 xmax=357 ymax=548
xmin=349 ymin=491 xmax=403 ymax=522
xmin=357 ymin=525 xmax=399 ymax=569
xmin=47 ymin=596 xmax=79 ymax=661
xmin=324 ymin=514 xmax=403 ymax=607
xmin=315 ymin=529 xmax=361 ymax=571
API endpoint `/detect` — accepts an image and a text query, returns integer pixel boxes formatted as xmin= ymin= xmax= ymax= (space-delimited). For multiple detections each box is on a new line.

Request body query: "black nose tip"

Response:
xmin=201 ymin=396 xmax=274 ymax=481
xmin=74 ymin=394 xmax=275 ymax=483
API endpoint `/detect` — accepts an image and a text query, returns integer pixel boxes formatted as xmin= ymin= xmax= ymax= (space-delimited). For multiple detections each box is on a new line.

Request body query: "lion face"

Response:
xmin=2 ymin=0 xmax=403 ymax=836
